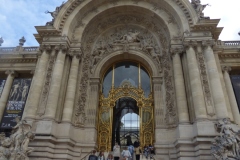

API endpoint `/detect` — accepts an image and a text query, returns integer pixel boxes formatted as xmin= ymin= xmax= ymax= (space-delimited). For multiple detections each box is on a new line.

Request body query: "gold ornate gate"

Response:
xmin=98 ymin=81 xmax=154 ymax=151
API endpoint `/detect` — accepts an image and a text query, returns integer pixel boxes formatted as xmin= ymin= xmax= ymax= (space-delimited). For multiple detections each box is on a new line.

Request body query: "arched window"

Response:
xmin=102 ymin=61 xmax=151 ymax=97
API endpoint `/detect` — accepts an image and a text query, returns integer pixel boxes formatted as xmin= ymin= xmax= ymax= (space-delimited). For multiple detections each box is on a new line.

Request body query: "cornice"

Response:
xmin=190 ymin=19 xmax=223 ymax=40
xmin=219 ymin=54 xmax=240 ymax=59
xmin=0 ymin=58 xmax=37 ymax=63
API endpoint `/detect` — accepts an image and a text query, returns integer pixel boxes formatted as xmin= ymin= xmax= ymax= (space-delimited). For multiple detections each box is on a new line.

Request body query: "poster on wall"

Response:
xmin=0 ymin=78 xmax=32 ymax=129
xmin=0 ymin=79 xmax=6 ymax=97
xmin=231 ymin=75 xmax=240 ymax=112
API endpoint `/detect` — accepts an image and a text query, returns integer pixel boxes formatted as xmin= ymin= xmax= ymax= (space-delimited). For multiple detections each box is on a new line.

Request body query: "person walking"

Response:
xmin=113 ymin=142 xmax=120 ymax=160
xmin=106 ymin=153 xmax=114 ymax=160
xmin=143 ymin=145 xmax=149 ymax=159
xmin=121 ymin=147 xmax=132 ymax=160
xmin=88 ymin=150 xmax=98 ymax=160
xmin=98 ymin=151 xmax=105 ymax=160
xmin=134 ymin=146 xmax=142 ymax=160
xmin=128 ymin=144 xmax=134 ymax=160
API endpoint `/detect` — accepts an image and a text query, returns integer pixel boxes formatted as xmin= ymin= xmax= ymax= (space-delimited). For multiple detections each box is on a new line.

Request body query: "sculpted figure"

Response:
xmin=211 ymin=118 xmax=240 ymax=159
xmin=191 ymin=0 xmax=209 ymax=19
xmin=0 ymin=117 xmax=34 ymax=160
xmin=45 ymin=1 xmax=65 ymax=25
xmin=114 ymin=30 xmax=140 ymax=43
xmin=0 ymin=137 xmax=12 ymax=160
xmin=220 ymin=118 xmax=240 ymax=157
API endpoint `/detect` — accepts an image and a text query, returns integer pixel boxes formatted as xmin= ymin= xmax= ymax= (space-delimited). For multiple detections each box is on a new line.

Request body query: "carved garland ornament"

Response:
xmin=195 ymin=47 xmax=214 ymax=116
xmin=37 ymin=51 xmax=57 ymax=116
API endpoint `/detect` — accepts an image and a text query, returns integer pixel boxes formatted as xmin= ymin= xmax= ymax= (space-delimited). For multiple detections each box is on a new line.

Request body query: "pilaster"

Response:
xmin=0 ymin=70 xmax=18 ymax=121
xmin=44 ymin=45 xmax=68 ymax=120
xmin=62 ymin=50 xmax=82 ymax=123
xmin=184 ymin=40 xmax=207 ymax=120
xmin=202 ymin=40 xmax=229 ymax=119
xmin=222 ymin=66 xmax=240 ymax=124
xmin=171 ymin=46 xmax=190 ymax=124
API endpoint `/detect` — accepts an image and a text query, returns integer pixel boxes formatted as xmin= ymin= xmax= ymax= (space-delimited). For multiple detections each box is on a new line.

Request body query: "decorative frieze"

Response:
xmin=196 ymin=44 xmax=214 ymax=116
xmin=37 ymin=50 xmax=57 ymax=117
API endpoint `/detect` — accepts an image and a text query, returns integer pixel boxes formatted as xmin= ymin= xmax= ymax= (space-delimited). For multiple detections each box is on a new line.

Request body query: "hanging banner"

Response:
xmin=0 ymin=78 xmax=32 ymax=129
xmin=0 ymin=79 xmax=6 ymax=97
xmin=231 ymin=75 xmax=240 ymax=112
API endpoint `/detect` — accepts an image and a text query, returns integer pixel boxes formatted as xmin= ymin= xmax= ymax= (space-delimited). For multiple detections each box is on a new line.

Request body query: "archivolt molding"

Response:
xmin=55 ymin=0 xmax=193 ymax=38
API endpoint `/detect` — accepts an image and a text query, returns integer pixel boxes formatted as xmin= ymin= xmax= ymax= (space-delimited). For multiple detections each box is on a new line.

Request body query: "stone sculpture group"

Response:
xmin=0 ymin=117 xmax=34 ymax=160
xmin=211 ymin=118 xmax=240 ymax=160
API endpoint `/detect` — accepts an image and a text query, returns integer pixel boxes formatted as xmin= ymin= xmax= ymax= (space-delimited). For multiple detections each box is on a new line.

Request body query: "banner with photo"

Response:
xmin=0 ymin=79 xmax=6 ymax=97
xmin=0 ymin=78 xmax=32 ymax=129
xmin=231 ymin=75 xmax=240 ymax=112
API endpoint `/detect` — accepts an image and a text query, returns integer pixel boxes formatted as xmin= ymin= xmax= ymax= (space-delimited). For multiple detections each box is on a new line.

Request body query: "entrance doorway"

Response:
xmin=112 ymin=97 xmax=140 ymax=149
xmin=97 ymin=61 xmax=155 ymax=151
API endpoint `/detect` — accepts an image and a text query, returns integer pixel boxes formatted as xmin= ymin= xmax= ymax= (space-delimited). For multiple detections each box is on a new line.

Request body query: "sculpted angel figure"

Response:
xmin=191 ymin=0 xmax=209 ymax=18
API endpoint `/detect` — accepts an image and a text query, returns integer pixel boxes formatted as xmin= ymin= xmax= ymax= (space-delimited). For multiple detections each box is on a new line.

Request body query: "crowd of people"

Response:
xmin=88 ymin=140 xmax=155 ymax=160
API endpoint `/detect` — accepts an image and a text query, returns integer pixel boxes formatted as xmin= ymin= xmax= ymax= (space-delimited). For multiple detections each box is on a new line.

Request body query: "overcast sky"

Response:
xmin=0 ymin=0 xmax=239 ymax=47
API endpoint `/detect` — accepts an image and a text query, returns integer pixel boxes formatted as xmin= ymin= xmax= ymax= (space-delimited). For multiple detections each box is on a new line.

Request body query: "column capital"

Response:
xmin=55 ymin=44 xmax=68 ymax=53
xmin=222 ymin=65 xmax=231 ymax=73
xmin=69 ymin=50 xmax=82 ymax=60
xmin=39 ymin=44 xmax=51 ymax=53
xmin=202 ymin=40 xmax=215 ymax=48
xmin=170 ymin=47 xmax=184 ymax=57
xmin=183 ymin=40 xmax=197 ymax=49
xmin=5 ymin=70 xmax=18 ymax=77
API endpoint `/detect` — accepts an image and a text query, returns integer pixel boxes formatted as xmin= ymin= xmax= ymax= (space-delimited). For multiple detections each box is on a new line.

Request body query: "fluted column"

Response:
xmin=62 ymin=51 xmax=81 ymax=122
xmin=0 ymin=70 xmax=18 ymax=121
xmin=171 ymin=47 xmax=190 ymax=123
xmin=222 ymin=66 xmax=240 ymax=124
xmin=184 ymin=40 xmax=207 ymax=120
xmin=203 ymin=40 xmax=228 ymax=119
xmin=44 ymin=45 xmax=67 ymax=119
xmin=23 ymin=46 xmax=51 ymax=119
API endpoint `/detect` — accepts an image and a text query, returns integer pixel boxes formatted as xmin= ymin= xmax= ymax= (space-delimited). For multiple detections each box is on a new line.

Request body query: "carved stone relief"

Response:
xmin=195 ymin=47 xmax=215 ymax=116
xmin=211 ymin=118 xmax=240 ymax=159
xmin=0 ymin=117 xmax=35 ymax=160
xmin=37 ymin=50 xmax=57 ymax=117
xmin=162 ymin=52 xmax=177 ymax=125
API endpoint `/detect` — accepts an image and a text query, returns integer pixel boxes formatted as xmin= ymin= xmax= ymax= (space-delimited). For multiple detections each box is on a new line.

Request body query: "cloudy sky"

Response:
xmin=0 ymin=0 xmax=239 ymax=47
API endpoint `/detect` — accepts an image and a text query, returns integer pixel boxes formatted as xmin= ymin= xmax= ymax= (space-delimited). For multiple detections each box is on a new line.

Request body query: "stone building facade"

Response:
xmin=0 ymin=0 xmax=240 ymax=159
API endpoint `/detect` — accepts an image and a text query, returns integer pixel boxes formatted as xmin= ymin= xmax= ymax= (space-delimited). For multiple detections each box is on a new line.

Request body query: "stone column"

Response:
xmin=184 ymin=40 xmax=207 ymax=120
xmin=23 ymin=46 xmax=51 ymax=119
xmin=0 ymin=70 xmax=18 ymax=121
xmin=62 ymin=51 xmax=81 ymax=122
xmin=86 ymin=78 xmax=100 ymax=127
xmin=202 ymin=40 xmax=228 ymax=119
xmin=171 ymin=47 xmax=190 ymax=123
xmin=44 ymin=45 xmax=67 ymax=119
xmin=152 ymin=77 xmax=164 ymax=128
xmin=222 ymin=66 xmax=240 ymax=124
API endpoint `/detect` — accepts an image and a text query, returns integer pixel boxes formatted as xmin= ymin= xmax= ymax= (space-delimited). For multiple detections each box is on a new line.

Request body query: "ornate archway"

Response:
xmin=98 ymin=81 xmax=154 ymax=151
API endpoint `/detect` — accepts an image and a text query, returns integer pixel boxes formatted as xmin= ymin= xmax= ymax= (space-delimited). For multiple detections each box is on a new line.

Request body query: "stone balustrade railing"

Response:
xmin=0 ymin=46 xmax=39 ymax=54
xmin=216 ymin=40 xmax=240 ymax=46
xmin=0 ymin=47 xmax=15 ymax=52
